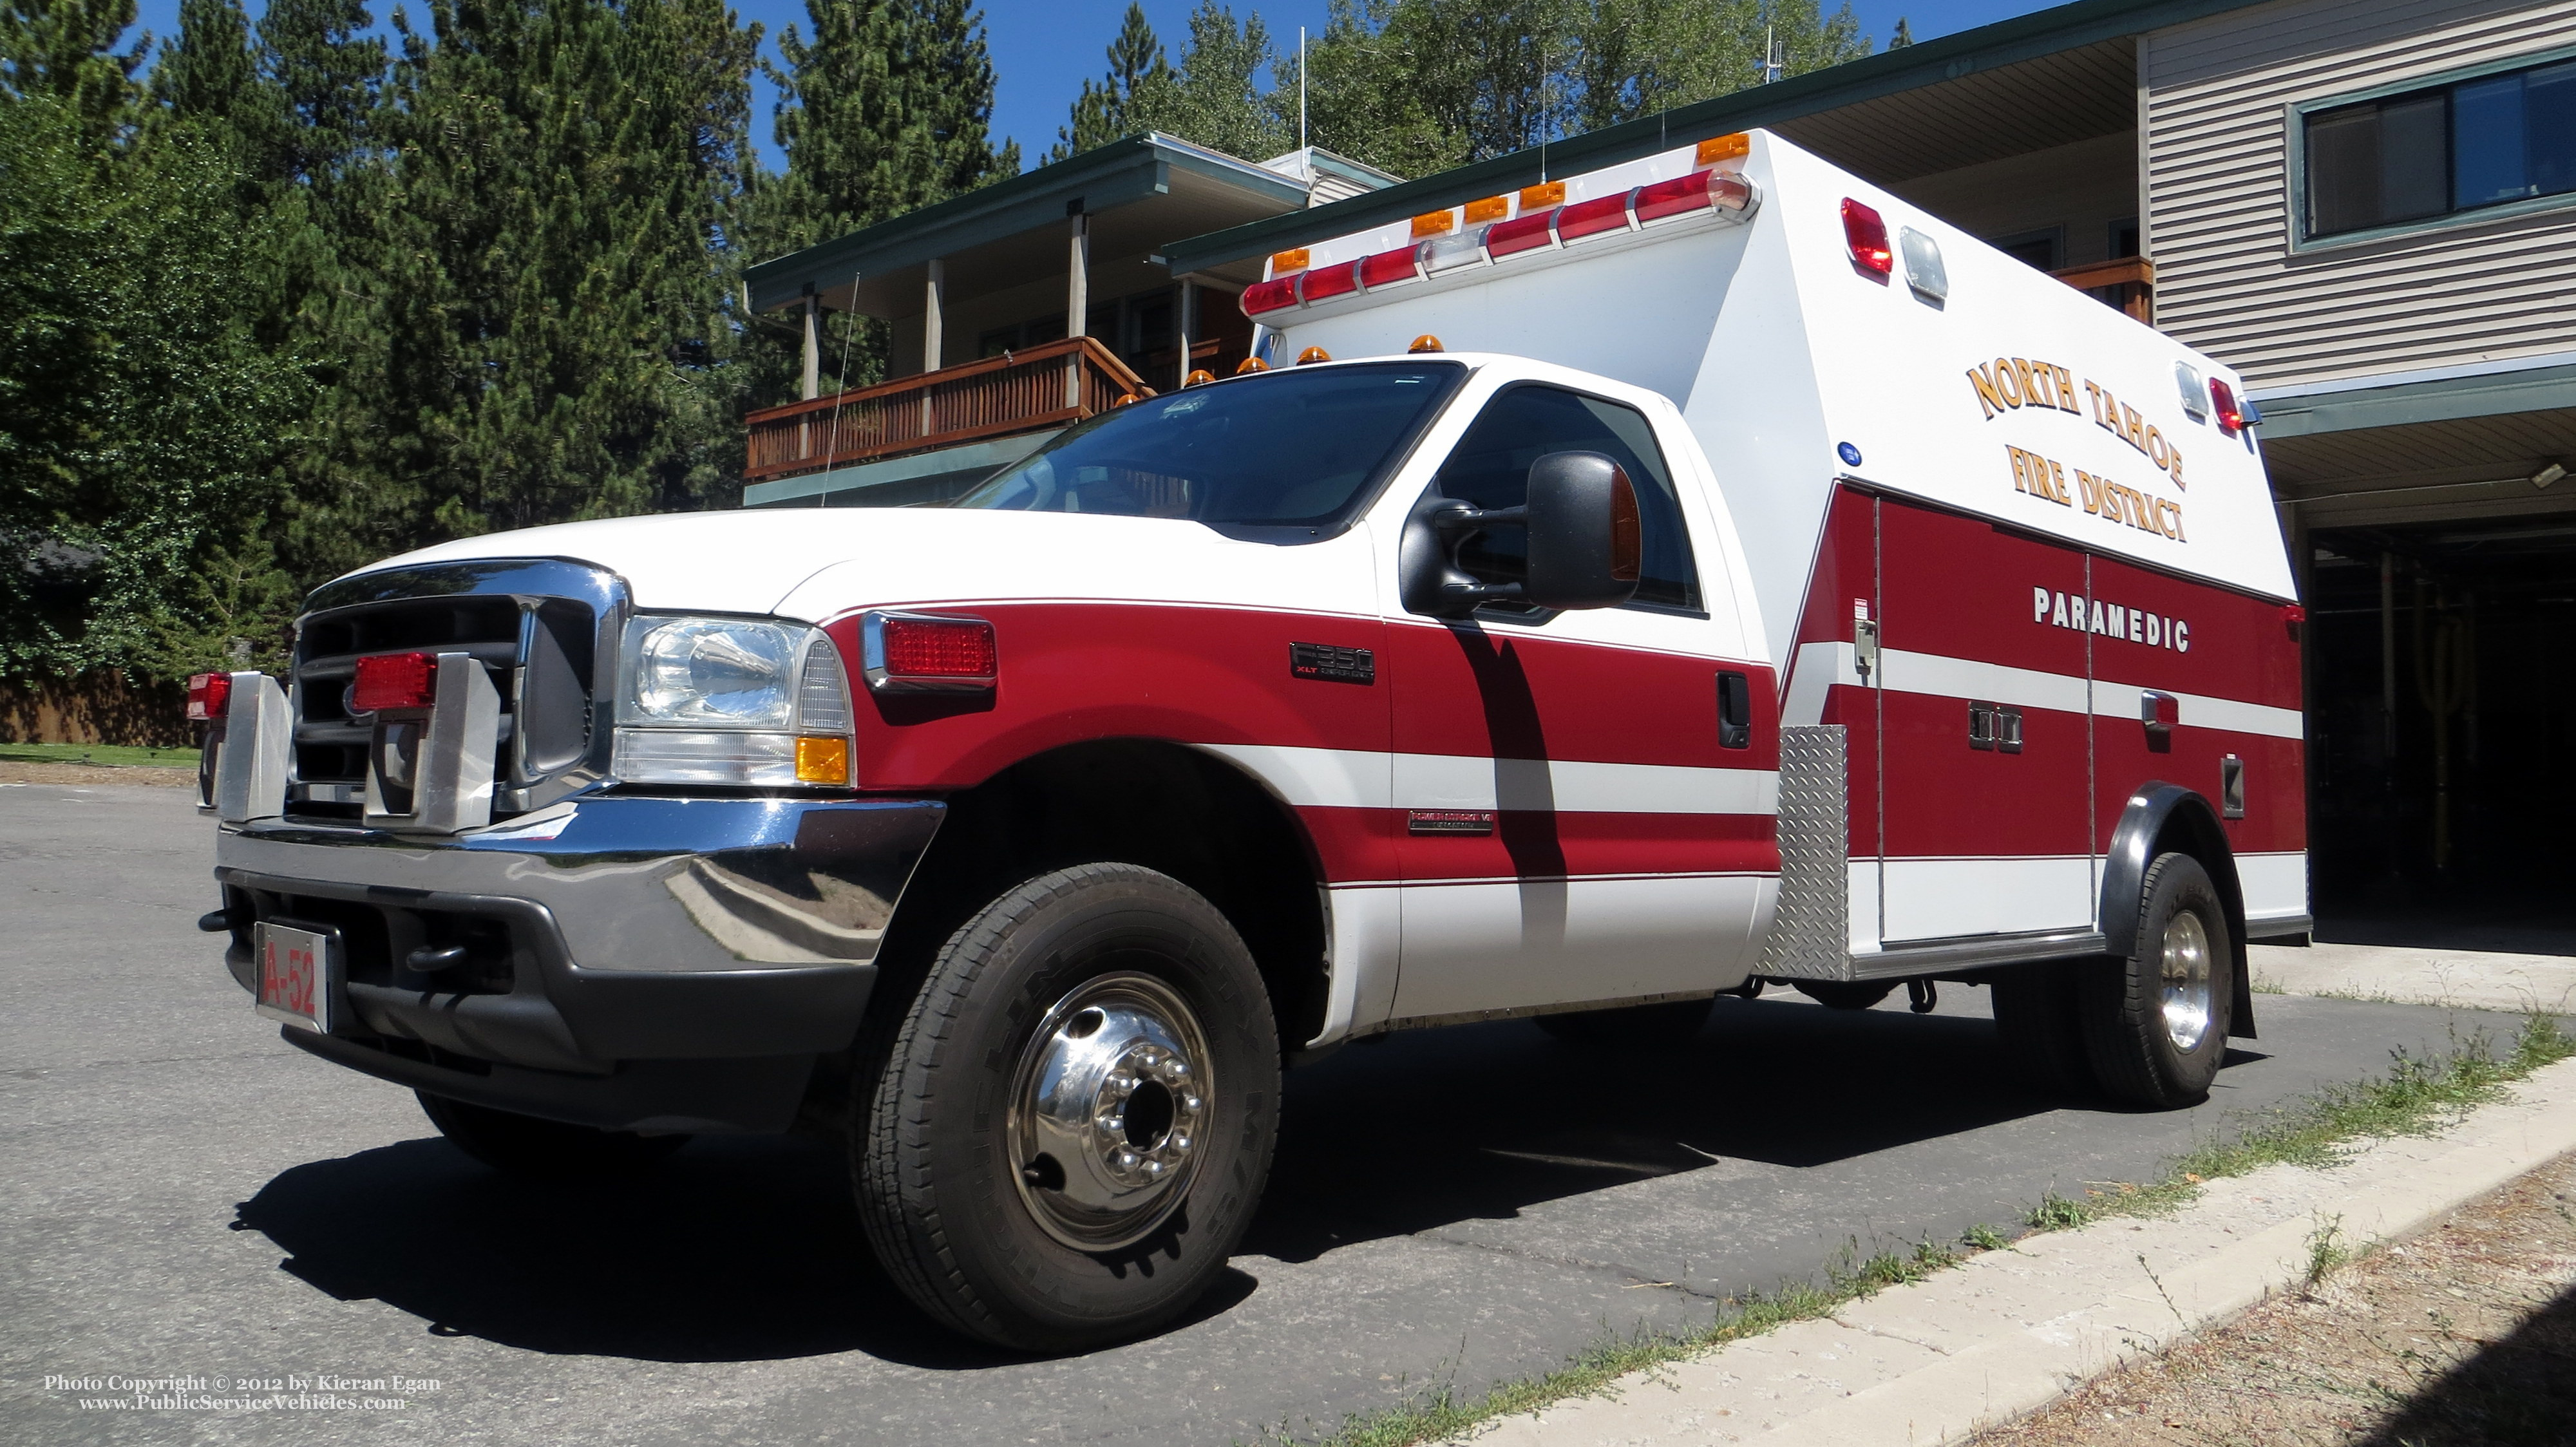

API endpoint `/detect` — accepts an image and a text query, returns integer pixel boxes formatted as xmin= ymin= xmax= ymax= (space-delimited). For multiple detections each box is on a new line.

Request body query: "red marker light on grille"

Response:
xmin=2210 ymin=377 xmax=2246 ymax=435
xmin=1555 ymin=191 xmax=1634 ymax=241
xmin=352 ymin=652 xmax=439 ymax=713
xmin=1842 ymin=198 xmax=1893 ymax=277
xmin=878 ymin=616 xmax=996 ymax=684
xmin=1240 ymin=276 xmax=1299 ymax=317
xmin=1358 ymin=245 xmax=1421 ymax=290
xmin=186 ymin=672 xmax=233 ymax=722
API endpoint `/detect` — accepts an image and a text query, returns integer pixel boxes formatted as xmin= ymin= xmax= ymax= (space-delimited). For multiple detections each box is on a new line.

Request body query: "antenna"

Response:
xmin=1763 ymin=25 xmax=1783 ymax=84
xmin=1298 ymin=27 xmax=1308 ymax=153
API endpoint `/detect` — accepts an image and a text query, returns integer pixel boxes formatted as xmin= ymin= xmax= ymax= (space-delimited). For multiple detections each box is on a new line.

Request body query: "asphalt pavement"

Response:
xmin=0 ymin=782 xmax=2541 ymax=1446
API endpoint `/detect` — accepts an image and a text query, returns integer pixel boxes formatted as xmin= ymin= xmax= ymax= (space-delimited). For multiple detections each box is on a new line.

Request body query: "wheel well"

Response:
xmin=879 ymin=739 xmax=1330 ymax=1049
xmin=2145 ymin=793 xmax=2256 ymax=1041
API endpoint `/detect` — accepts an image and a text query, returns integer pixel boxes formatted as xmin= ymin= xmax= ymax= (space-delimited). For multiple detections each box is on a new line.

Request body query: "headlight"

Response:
xmin=612 ymin=616 xmax=853 ymax=786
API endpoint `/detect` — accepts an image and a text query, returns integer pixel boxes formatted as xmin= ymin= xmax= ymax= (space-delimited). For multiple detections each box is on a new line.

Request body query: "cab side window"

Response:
xmin=1430 ymin=384 xmax=1702 ymax=612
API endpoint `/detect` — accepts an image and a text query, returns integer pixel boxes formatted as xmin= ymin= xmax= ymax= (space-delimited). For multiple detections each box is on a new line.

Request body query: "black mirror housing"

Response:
xmin=1522 ymin=451 xmax=1641 ymax=611
xmin=1397 ymin=449 xmax=1642 ymax=618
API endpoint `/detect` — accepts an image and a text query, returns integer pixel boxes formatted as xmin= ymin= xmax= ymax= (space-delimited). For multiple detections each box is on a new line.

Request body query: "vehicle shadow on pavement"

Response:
xmin=1249 ymin=995 xmax=2114 ymax=1263
xmin=2356 ymin=1277 xmax=2576 ymax=1444
xmin=232 ymin=1131 xmax=1264 ymax=1366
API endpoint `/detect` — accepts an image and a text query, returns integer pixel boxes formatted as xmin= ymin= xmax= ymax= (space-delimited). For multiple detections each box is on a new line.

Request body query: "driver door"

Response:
xmin=1383 ymin=383 xmax=1776 ymax=1023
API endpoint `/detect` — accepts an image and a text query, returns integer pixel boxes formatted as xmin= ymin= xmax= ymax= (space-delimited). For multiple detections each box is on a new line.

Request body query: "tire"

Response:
xmin=1791 ymin=978 xmax=1897 ymax=1010
xmin=415 ymin=1092 xmax=689 ymax=1177
xmin=1534 ymin=998 xmax=1712 ymax=1050
xmin=1989 ymin=963 xmax=2094 ymax=1096
xmin=854 ymin=864 xmax=1280 ymax=1352
xmin=2079 ymin=853 xmax=2234 ymax=1108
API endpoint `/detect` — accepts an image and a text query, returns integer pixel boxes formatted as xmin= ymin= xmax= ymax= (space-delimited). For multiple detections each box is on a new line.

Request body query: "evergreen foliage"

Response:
xmin=0 ymin=0 xmax=1902 ymax=695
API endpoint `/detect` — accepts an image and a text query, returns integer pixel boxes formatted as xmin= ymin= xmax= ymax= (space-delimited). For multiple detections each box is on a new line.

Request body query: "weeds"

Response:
xmin=1257 ymin=1012 xmax=2576 ymax=1447
xmin=2304 ymin=1215 xmax=2351 ymax=1287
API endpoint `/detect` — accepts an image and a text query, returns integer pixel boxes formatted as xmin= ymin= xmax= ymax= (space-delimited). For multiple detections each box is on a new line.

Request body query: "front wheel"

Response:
xmin=853 ymin=864 xmax=1280 ymax=1352
xmin=2079 ymin=853 xmax=2234 ymax=1108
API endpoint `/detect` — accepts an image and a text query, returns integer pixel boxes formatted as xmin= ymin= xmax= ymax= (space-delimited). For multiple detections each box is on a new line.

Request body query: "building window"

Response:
xmin=1989 ymin=229 xmax=2061 ymax=272
xmin=2305 ymin=58 xmax=2576 ymax=238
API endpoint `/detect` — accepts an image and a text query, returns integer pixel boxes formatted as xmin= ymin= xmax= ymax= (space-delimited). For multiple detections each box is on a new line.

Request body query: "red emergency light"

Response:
xmin=185 ymin=672 xmax=232 ymax=723
xmin=1484 ymin=209 xmax=1558 ymax=259
xmin=1358 ymin=245 xmax=1421 ymax=290
xmin=352 ymin=652 xmax=439 ymax=714
xmin=1299 ymin=260 xmax=1363 ymax=305
xmin=879 ymin=616 xmax=996 ymax=683
xmin=2210 ymin=377 xmax=2246 ymax=435
xmin=1240 ymin=276 xmax=1300 ymax=317
xmin=1554 ymin=192 xmax=1633 ymax=241
xmin=1841 ymin=198 xmax=1893 ymax=278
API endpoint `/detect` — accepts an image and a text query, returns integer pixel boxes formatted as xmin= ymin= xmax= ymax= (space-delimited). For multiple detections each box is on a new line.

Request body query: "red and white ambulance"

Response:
xmin=195 ymin=128 xmax=2304 ymax=1350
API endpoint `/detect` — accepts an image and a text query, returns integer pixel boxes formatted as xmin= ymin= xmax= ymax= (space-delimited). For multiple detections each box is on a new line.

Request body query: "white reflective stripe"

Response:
xmin=1783 ymin=640 xmax=1859 ymax=726
xmin=2094 ymin=686 xmax=2304 ymax=741
xmin=1880 ymin=647 xmax=2090 ymax=714
xmin=1198 ymin=743 xmax=1390 ymax=809
xmin=1802 ymin=643 xmax=2303 ymax=741
xmin=1200 ymin=743 xmax=1777 ymax=815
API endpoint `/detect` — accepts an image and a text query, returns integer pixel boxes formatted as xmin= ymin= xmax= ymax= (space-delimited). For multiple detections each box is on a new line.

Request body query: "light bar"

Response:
xmin=1300 ymin=260 xmax=1362 ymax=305
xmin=1359 ymin=245 xmax=1421 ymax=289
xmin=1555 ymin=193 xmax=1632 ymax=241
xmin=1484 ymin=209 xmax=1557 ymax=258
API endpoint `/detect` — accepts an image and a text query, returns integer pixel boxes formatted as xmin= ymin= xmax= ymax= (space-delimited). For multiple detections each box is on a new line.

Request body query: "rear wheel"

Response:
xmin=1534 ymin=998 xmax=1712 ymax=1050
xmin=415 ymin=1092 xmax=689 ymax=1177
xmin=2079 ymin=853 xmax=2233 ymax=1108
xmin=854 ymin=864 xmax=1280 ymax=1352
xmin=1989 ymin=964 xmax=2093 ymax=1096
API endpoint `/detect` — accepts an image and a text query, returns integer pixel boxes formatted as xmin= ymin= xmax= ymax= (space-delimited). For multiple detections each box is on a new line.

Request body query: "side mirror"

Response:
xmin=1397 ymin=450 xmax=1642 ymax=618
xmin=1524 ymin=451 xmax=1641 ymax=611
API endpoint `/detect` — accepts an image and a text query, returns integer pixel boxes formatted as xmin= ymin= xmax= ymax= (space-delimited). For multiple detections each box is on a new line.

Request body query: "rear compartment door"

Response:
xmin=1873 ymin=495 xmax=2097 ymax=940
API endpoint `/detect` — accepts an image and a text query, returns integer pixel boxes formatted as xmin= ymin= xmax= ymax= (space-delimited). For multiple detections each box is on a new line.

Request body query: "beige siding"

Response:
xmin=2145 ymin=0 xmax=2576 ymax=388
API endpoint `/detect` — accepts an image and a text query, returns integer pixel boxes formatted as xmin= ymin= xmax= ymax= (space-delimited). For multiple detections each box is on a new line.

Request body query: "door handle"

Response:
xmin=1718 ymin=671 xmax=1752 ymax=750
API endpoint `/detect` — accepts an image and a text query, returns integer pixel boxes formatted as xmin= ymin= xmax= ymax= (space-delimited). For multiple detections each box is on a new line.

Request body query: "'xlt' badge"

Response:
xmin=1289 ymin=642 xmax=1375 ymax=685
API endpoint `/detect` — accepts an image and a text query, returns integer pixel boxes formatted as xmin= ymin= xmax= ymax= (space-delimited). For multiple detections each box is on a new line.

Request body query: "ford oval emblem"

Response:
xmin=1837 ymin=442 xmax=1863 ymax=468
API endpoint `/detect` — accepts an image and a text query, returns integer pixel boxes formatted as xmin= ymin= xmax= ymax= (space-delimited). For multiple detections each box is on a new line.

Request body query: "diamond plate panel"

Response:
xmin=1758 ymin=724 xmax=1853 ymax=981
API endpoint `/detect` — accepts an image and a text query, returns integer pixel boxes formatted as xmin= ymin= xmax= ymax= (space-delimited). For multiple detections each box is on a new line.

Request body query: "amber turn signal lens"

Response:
xmin=1235 ymin=356 xmax=1271 ymax=374
xmin=1408 ymin=334 xmax=1444 ymax=354
xmin=795 ymin=735 xmax=851 ymax=785
xmin=1518 ymin=180 xmax=1566 ymax=211
xmin=1409 ymin=210 xmax=1455 ymax=240
xmin=1267 ymin=247 xmax=1311 ymax=276
xmin=1696 ymin=133 xmax=1750 ymax=167
xmin=1183 ymin=368 xmax=1215 ymax=387
xmin=1463 ymin=195 xmax=1508 ymax=224
xmin=1296 ymin=346 xmax=1331 ymax=365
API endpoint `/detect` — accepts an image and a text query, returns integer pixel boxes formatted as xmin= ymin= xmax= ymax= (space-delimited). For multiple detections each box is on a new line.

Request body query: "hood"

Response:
xmin=339 ymin=507 xmax=1378 ymax=620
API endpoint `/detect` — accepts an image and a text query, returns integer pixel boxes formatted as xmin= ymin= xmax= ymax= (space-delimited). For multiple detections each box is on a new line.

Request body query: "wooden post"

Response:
xmin=1066 ymin=211 xmax=1089 ymax=409
xmin=800 ymin=292 xmax=820 ymax=401
xmin=922 ymin=259 xmax=945 ymax=440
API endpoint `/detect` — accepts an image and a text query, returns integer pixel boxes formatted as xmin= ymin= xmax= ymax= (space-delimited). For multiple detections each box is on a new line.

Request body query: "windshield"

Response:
xmin=954 ymin=361 xmax=1465 ymax=542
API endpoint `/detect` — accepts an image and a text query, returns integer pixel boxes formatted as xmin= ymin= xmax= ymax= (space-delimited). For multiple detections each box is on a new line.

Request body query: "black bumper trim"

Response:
xmin=284 ymin=1028 xmax=817 ymax=1135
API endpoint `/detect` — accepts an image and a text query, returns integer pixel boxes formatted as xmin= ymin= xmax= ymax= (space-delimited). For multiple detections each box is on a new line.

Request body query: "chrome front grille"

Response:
xmin=286 ymin=560 xmax=623 ymax=824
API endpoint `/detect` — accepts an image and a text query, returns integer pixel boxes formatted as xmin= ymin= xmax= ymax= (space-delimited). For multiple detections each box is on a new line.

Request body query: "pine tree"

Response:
xmin=1054 ymin=2 xmax=1167 ymax=159
xmin=0 ymin=0 xmax=146 ymax=135
xmin=1889 ymin=17 xmax=1912 ymax=48
xmin=1135 ymin=0 xmax=1286 ymax=162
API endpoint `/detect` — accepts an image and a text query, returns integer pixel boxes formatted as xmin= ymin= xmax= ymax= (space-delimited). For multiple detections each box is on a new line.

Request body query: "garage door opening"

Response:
xmin=2305 ymin=516 xmax=2576 ymax=954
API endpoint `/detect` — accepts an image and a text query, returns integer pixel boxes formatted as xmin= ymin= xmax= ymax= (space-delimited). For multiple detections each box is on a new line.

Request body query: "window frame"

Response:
xmin=2288 ymin=43 xmax=2576 ymax=253
xmin=1423 ymin=379 xmax=1710 ymax=624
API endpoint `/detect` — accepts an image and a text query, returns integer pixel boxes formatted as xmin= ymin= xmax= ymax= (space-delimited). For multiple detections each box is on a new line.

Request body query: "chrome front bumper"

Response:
xmin=212 ymin=793 xmax=943 ymax=1133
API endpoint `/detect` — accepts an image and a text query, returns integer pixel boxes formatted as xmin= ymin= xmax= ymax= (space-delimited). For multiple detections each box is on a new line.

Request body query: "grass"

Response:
xmin=0 ymin=741 xmax=196 ymax=770
xmin=1255 ymin=1013 xmax=2576 ymax=1447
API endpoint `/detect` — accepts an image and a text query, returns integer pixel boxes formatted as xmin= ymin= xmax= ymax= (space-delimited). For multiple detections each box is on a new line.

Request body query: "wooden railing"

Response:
xmin=2052 ymin=256 xmax=2155 ymax=325
xmin=745 ymin=335 xmax=1149 ymax=482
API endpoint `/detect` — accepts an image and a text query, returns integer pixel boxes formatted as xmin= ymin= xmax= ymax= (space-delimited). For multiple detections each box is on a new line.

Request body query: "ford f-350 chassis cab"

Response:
xmin=197 ymin=130 xmax=2306 ymax=1350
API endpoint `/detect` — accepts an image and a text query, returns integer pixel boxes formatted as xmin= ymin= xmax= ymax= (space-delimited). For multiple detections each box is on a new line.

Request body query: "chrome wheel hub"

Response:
xmin=1007 ymin=972 xmax=1211 ymax=1252
xmin=2159 ymin=909 xmax=2215 ymax=1052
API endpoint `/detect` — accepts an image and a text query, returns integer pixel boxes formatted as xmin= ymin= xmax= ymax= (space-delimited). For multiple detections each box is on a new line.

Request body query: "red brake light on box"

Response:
xmin=186 ymin=671 xmax=232 ymax=723
xmin=2210 ymin=377 xmax=2246 ymax=435
xmin=868 ymin=614 xmax=997 ymax=692
xmin=1555 ymin=191 xmax=1634 ymax=241
xmin=352 ymin=652 xmax=439 ymax=714
xmin=1485 ymin=209 xmax=1558 ymax=259
xmin=1240 ymin=276 xmax=1299 ymax=317
xmin=1359 ymin=246 xmax=1421 ymax=290
xmin=1841 ymin=198 xmax=1893 ymax=277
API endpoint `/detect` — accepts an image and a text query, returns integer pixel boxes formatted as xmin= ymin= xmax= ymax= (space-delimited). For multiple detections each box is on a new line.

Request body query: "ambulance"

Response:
xmin=193 ymin=129 xmax=2305 ymax=1351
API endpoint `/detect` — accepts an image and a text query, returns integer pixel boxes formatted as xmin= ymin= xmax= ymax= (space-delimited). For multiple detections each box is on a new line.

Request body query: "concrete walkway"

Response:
xmin=2251 ymin=940 xmax=2576 ymax=1015
xmin=1451 ymin=1050 xmax=2576 ymax=1447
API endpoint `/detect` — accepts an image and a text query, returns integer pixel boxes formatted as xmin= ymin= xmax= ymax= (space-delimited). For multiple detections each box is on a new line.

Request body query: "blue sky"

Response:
xmin=122 ymin=0 xmax=2048 ymax=171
